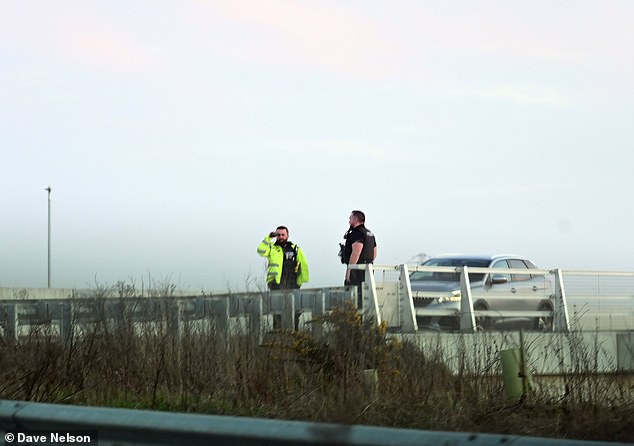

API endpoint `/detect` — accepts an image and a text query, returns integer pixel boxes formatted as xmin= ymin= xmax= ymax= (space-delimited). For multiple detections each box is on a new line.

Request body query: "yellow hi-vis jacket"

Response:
xmin=257 ymin=235 xmax=309 ymax=287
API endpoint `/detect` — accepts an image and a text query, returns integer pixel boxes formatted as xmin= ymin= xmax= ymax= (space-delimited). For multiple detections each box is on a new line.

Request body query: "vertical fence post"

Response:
xmin=195 ymin=296 xmax=205 ymax=319
xmin=209 ymin=298 xmax=229 ymax=350
xmin=59 ymin=302 xmax=72 ymax=346
xmin=166 ymin=299 xmax=179 ymax=339
xmin=36 ymin=301 xmax=50 ymax=323
xmin=250 ymin=295 xmax=264 ymax=343
xmin=293 ymin=289 xmax=302 ymax=330
xmin=398 ymin=264 xmax=418 ymax=332
xmin=459 ymin=266 xmax=476 ymax=332
xmin=311 ymin=291 xmax=326 ymax=339
xmin=280 ymin=292 xmax=294 ymax=330
xmin=4 ymin=304 xmax=18 ymax=342
xmin=553 ymin=269 xmax=570 ymax=333
xmin=519 ymin=329 xmax=533 ymax=401
xmin=363 ymin=264 xmax=381 ymax=327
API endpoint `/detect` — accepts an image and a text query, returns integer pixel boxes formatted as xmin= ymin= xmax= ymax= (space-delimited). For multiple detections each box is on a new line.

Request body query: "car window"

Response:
xmin=523 ymin=259 xmax=537 ymax=269
xmin=409 ymin=270 xmax=439 ymax=281
xmin=491 ymin=260 xmax=512 ymax=282
xmin=521 ymin=259 xmax=540 ymax=279
xmin=410 ymin=258 xmax=489 ymax=282
xmin=508 ymin=259 xmax=531 ymax=282
xmin=410 ymin=259 xmax=461 ymax=282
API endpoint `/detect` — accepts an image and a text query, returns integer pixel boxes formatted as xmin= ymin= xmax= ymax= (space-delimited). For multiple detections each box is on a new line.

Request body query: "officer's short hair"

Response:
xmin=351 ymin=210 xmax=365 ymax=223
xmin=276 ymin=225 xmax=289 ymax=233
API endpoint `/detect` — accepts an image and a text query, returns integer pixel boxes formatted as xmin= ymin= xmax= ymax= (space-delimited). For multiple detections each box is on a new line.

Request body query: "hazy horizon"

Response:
xmin=2 ymin=1 xmax=633 ymax=292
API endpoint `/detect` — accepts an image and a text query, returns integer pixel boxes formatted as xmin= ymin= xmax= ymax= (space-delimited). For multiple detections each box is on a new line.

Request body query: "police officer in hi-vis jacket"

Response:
xmin=257 ymin=226 xmax=309 ymax=290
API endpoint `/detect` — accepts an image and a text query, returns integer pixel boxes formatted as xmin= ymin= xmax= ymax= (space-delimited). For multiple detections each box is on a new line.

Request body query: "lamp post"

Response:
xmin=45 ymin=186 xmax=51 ymax=288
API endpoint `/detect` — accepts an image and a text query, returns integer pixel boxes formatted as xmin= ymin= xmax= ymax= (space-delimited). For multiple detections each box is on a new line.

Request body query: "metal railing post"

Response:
xmin=398 ymin=264 xmax=418 ymax=332
xmin=311 ymin=291 xmax=326 ymax=338
xmin=208 ymin=297 xmax=229 ymax=350
xmin=59 ymin=302 xmax=72 ymax=346
xmin=280 ymin=292 xmax=294 ymax=330
xmin=459 ymin=266 xmax=476 ymax=332
xmin=553 ymin=269 xmax=570 ymax=333
xmin=363 ymin=264 xmax=382 ymax=326
xmin=251 ymin=294 xmax=264 ymax=343
xmin=4 ymin=304 xmax=18 ymax=342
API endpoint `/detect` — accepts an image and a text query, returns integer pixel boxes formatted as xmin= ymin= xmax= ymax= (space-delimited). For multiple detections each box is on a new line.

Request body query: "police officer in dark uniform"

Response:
xmin=342 ymin=210 xmax=377 ymax=303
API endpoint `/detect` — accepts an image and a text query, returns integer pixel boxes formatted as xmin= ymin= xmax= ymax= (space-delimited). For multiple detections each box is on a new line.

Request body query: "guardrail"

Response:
xmin=0 ymin=288 xmax=357 ymax=345
xmin=351 ymin=264 xmax=634 ymax=333
xmin=0 ymin=399 xmax=626 ymax=446
xmin=2 ymin=266 xmax=633 ymax=338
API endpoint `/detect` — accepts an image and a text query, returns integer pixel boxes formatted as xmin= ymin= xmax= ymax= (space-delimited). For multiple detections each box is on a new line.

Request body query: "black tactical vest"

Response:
xmin=343 ymin=225 xmax=376 ymax=264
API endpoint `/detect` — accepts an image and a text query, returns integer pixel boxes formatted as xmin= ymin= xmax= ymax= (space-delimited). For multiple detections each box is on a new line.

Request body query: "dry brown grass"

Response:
xmin=1 ymin=297 xmax=633 ymax=443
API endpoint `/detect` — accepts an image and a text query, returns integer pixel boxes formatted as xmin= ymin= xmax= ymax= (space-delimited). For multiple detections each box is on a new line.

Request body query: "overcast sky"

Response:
xmin=2 ymin=1 xmax=633 ymax=292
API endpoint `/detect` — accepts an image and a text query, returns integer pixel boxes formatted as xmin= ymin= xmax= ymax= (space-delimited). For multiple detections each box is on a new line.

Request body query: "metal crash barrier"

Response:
xmin=350 ymin=264 xmax=634 ymax=333
xmin=0 ymin=400 xmax=626 ymax=446
xmin=1 ymin=267 xmax=633 ymax=337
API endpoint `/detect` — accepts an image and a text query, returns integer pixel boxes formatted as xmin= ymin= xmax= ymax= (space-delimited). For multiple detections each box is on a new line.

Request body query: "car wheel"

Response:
xmin=535 ymin=304 xmax=553 ymax=331
xmin=473 ymin=304 xmax=490 ymax=331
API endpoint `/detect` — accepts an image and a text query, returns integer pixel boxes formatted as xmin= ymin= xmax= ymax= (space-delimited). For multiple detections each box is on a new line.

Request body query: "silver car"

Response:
xmin=410 ymin=254 xmax=554 ymax=331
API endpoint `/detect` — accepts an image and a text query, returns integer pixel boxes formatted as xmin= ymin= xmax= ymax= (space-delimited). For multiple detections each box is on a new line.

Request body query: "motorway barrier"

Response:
xmin=0 ymin=399 xmax=629 ymax=446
